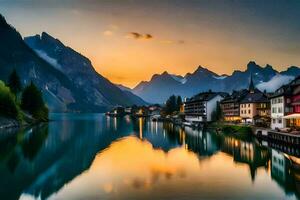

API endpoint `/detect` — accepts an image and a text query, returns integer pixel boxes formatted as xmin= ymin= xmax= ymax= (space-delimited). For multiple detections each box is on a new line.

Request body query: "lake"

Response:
xmin=0 ymin=113 xmax=299 ymax=200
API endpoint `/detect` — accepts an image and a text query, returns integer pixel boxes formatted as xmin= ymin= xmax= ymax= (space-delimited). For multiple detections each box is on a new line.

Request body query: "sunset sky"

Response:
xmin=1 ymin=0 xmax=300 ymax=87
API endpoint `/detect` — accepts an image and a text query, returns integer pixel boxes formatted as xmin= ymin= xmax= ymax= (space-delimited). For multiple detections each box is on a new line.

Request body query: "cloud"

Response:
xmin=103 ymin=30 xmax=113 ymax=36
xmin=257 ymin=74 xmax=295 ymax=92
xmin=126 ymin=32 xmax=153 ymax=40
xmin=35 ymin=50 xmax=62 ymax=70
xmin=144 ymin=34 xmax=153 ymax=39
xmin=109 ymin=24 xmax=119 ymax=30
xmin=160 ymin=40 xmax=185 ymax=45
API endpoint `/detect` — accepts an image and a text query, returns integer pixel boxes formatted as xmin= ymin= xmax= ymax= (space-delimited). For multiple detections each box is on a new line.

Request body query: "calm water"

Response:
xmin=0 ymin=114 xmax=300 ymax=200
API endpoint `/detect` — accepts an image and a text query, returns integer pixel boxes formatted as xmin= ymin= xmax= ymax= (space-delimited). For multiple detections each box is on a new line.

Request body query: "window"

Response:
xmin=248 ymin=104 xmax=250 ymax=107
xmin=273 ymin=119 xmax=276 ymax=123
xmin=278 ymin=119 xmax=282 ymax=124
xmin=278 ymin=107 xmax=282 ymax=113
xmin=248 ymin=110 xmax=251 ymax=114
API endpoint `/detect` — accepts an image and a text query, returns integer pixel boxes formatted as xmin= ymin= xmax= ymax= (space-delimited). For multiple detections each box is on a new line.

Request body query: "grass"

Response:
xmin=221 ymin=124 xmax=253 ymax=141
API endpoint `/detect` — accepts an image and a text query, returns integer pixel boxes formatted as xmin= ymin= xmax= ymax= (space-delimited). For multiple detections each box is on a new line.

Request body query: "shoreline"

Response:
xmin=0 ymin=116 xmax=20 ymax=130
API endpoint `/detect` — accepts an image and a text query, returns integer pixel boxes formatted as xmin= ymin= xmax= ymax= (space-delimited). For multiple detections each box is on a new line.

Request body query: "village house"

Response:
xmin=184 ymin=91 xmax=225 ymax=123
xmin=220 ymin=89 xmax=248 ymax=122
xmin=269 ymin=84 xmax=293 ymax=130
xmin=239 ymin=76 xmax=270 ymax=125
xmin=277 ymin=76 xmax=300 ymax=130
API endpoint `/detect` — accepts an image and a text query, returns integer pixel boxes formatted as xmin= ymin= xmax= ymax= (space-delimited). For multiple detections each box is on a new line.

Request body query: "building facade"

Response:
xmin=184 ymin=92 xmax=225 ymax=123
xmin=269 ymin=85 xmax=292 ymax=130
xmin=269 ymin=76 xmax=300 ymax=130
xmin=220 ymin=89 xmax=248 ymax=122
xmin=239 ymin=76 xmax=270 ymax=125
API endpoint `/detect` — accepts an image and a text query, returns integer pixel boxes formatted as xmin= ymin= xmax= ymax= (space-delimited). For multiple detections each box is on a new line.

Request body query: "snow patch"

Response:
xmin=35 ymin=50 xmax=62 ymax=70
xmin=257 ymin=74 xmax=295 ymax=92
xmin=171 ymin=75 xmax=187 ymax=84
xmin=213 ymin=75 xmax=227 ymax=80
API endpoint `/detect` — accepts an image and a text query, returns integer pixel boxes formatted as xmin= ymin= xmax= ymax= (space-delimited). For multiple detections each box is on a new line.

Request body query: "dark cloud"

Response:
xmin=144 ymin=34 xmax=153 ymax=39
xmin=127 ymin=32 xmax=153 ymax=40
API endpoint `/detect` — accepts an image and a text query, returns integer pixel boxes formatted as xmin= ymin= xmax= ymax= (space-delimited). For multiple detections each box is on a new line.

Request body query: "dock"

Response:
xmin=255 ymin=128 xmax=300 ymax=145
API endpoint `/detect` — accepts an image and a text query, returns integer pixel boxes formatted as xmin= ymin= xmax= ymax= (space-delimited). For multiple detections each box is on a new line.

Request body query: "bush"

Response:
xmin=21 ymin=82 xmax=48 ymax=121
xmin=0 ymin=81 xmax=20 ymax=119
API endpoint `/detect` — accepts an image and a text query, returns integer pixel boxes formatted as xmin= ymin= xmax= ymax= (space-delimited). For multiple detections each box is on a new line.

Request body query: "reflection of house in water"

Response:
xmin=271 ymin=149 xmax=287 ymax=183
xmin=132 ymin=119 xmax=182 ymax=152
xmin=182 ymin=127 xmax=220 ymax=157
xmin=222 ymin=137 xmax=269 ymax=181
xmin=270 ymin=150 xmax=300 ymax=199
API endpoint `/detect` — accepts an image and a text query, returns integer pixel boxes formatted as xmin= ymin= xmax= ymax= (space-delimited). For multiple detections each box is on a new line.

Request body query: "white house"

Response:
xmin=270 ymin=96 xmax=286 ymax=130
xmin=184 ymin=92 xmax=225 ymax=123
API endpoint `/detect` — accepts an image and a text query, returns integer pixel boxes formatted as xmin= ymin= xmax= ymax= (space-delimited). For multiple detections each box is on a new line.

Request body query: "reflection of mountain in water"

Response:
xmin=0 ymin=114 xmax=135 ymax=200
xmin=1 ymin=114 xmax=300 ymax=200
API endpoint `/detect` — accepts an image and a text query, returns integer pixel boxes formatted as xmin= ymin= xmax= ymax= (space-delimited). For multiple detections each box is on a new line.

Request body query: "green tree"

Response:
xmin=21 ymin=81 xmax=48 ymax=121
xmin=7 ymin=69 xmax=22 ymax=98
xmin=0 ymin=81 xmax=20 ymax=119
xmin=164 ymin=95 xmax=182 ymax=115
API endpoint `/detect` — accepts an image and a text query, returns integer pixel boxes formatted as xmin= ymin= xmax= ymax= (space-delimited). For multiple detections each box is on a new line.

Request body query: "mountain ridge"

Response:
xmin=132 ymin=61 xmax=300 ymax=103
xmin=0 ymin=14 xmax=147 ymax=112
xmin=24 ymin=31 xmax=148 ymax=110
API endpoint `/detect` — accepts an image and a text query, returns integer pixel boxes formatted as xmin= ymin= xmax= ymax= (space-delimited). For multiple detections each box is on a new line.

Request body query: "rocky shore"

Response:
xmin=0 ymin=116 xmax=20 ymax=130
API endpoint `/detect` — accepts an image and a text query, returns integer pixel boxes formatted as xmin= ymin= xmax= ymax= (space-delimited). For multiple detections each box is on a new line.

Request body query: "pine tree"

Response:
xmin=7 ymin=69 xmax=22 ymax=97
xmin=21 ymin=81 xmax=48 ymax=121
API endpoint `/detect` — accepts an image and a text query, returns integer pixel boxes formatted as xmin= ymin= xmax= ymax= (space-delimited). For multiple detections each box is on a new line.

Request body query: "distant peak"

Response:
xmin=161 ymin=71 xmax=169 ymax=75
xmin=40 ymin=32 xmax=64 ymax=47
xmin=41 ymin=32 xmax=54 ymax=39
xmin=248 ymin=61 xmax=257 ymax=65
xmin=193 ymin=65 xmax=218 ymax=76
xmin=195 ymin=65 xmax=206 ymax=72
xmin=265 ymin=64 xmax=273 ymax=69
xmin=0 ymin=14 xmax=8 ymax=26
xmin=247 ymin=61 xmax=262 ymax=71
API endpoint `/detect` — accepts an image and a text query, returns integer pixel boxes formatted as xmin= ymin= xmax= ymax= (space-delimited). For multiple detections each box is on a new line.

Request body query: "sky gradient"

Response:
xmin=1 ymin=0 xmax=300 ymax=87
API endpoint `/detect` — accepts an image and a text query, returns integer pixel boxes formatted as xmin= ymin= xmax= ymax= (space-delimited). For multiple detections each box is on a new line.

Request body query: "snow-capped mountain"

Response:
xmin=132 ymin=61 xmax=300 ymax=103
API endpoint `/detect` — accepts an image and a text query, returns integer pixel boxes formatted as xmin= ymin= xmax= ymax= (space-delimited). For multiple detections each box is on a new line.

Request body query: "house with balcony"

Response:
xmin=220 ymin=89 xmax=248 ymax=122
xmin=184 ymin=91 xmax=225 ymax=123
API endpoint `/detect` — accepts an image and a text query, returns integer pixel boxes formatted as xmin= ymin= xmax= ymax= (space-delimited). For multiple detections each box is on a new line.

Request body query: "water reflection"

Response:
xmin=0 ymin=114 xmax=299 ymax=199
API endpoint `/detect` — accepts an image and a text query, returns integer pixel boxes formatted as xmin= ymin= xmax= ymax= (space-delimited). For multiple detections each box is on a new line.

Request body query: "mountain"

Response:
xmin=0 ymin=15 xmax=84 ymax=112
xmin=117 ymin=84 xmax=148 ymax=105
xmin=0 ymin=14 xmax=147 ymax=112
xmin=133 ymin=71 xmax=183 ymax=103
xmin=23 ymin=32 xmax=147 ymax=111
xmin=132 ymin=61 xmax=300 ymax=103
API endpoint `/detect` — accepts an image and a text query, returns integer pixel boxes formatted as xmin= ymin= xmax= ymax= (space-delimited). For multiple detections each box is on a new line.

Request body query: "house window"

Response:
xmin=278 ymin=107 xmax=282 ymax=113
xmin=248 ymin=110 xmax=251 ymax=114
xmin=273 ymin=119 xmax=276 ymax=123
xmin=248 ymin=104 xmax=250 ymax=107
xmin=278 ymin=119 xmax=282 ymax=124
